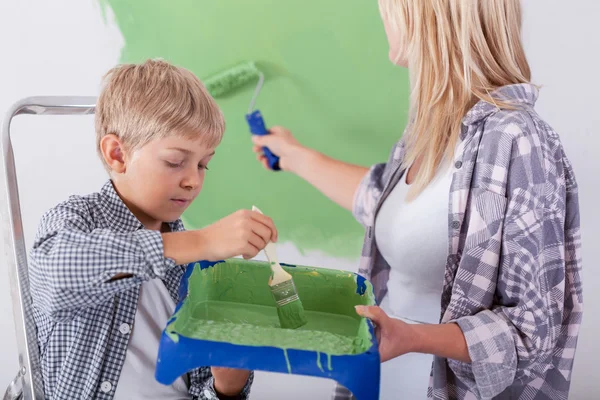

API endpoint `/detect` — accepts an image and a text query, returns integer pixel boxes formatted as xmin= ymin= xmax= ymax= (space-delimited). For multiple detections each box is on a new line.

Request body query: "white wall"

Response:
xmin=0 ymin=0 xmax=123 ymax=394
xmin=0 ymin=0 xmax=598 ymax=399
xmin=522 ymin=2 xmax=600 ymax=398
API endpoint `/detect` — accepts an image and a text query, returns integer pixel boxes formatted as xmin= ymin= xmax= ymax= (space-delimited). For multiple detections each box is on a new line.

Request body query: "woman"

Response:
xmin=251 ymin=0 xmax=583 ymax=399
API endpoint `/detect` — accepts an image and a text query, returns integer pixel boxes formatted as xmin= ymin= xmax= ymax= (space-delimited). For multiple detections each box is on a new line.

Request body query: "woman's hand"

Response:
xmin=251 ymin=126 xmax=307 ymax=173
xmin=249 ymin=126 xmax=369 ymax=211
xmin=355 ymin=305 xmax=419 ymax=362
xmin=355 ymin=305 xmax=471 ymax=363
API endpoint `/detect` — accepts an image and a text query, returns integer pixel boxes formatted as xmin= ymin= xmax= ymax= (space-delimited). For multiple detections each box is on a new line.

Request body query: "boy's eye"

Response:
xmin=199 ymin=164 xmax=209 ymax=171
xmin=165 ymin=161 xmax=183 ymax=168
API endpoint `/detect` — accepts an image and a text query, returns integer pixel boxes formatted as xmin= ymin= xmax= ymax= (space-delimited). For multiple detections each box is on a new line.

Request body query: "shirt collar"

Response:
xmin=99 ymin=180 xmax=184 ymax=233
xmin=461 ymin=83 xmax=539 ymax=131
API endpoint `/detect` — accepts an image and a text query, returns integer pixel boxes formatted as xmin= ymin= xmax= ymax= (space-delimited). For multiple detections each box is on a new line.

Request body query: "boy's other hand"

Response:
xmin=211 ymin=367 xmax=250 ymax=397
xmin=197 ymin=209 xmax=278 ymax=261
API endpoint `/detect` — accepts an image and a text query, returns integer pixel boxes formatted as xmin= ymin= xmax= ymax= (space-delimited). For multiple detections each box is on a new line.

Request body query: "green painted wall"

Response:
xmin=101 ymin=0 xmax=410 ymax=257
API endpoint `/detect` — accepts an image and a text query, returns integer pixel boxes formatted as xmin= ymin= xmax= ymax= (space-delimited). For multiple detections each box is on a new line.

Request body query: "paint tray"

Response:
xmin=155 ymin=259 xmax=380 ymax=400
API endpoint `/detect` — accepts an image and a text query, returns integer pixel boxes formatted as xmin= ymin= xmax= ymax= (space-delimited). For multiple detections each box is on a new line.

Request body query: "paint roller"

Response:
xmin=203 ymin=62 xmax=281 ymax=171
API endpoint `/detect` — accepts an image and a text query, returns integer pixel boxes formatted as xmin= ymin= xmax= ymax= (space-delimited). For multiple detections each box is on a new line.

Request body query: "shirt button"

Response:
xmin=119 ymin=323 xmax=131 ymax=335
xmin=100 ymin=381 xmax=112 ymax=393
xmin=454 ymin=161 xmax=463 ymax=169
xmin=452 ymin=221 xmax=460 ymax=229
xmin=203 ymin=389 xmax=215 ymax=399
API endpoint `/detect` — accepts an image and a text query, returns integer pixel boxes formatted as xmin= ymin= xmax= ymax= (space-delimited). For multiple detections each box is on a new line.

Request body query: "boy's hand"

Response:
xmin=197 ymin=209 xmax=278 ymax=261
xmin=211 ymin=367 xmax=251 ymax=397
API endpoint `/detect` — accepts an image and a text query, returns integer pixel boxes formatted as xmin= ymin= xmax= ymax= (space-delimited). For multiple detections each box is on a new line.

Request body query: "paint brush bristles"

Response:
xmin=252 ymin=206 xmax=307 ymax=329
xmin=270 ymin=276 xmax=308 ymax=330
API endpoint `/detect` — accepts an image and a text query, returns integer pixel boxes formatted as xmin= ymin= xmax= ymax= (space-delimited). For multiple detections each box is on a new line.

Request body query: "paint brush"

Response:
xmin=252 ymin=206 xmax=307 ymax=329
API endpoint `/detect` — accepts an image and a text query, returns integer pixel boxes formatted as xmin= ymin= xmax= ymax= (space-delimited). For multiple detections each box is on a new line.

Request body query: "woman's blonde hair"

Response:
xmin=95 ymin=59 xmax=225 ymax=171
xmin=379 ymin=0 xmax=531 ymax=198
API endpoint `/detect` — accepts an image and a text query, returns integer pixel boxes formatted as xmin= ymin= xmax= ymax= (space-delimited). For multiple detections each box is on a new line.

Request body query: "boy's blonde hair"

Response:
xmin=379 ymin=0 xmax=531 ymax=199
xmin=95 ymin=59 xmax=225 ymax=169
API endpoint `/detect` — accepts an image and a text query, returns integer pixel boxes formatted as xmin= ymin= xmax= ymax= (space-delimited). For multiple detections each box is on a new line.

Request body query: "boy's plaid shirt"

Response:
xmin=29 ymin=180 xmax=253 ymax=399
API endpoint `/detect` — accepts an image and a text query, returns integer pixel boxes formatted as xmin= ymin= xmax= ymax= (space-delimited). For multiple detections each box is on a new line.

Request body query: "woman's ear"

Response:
xmin=100 ymin=134 xmax=127 ymax=174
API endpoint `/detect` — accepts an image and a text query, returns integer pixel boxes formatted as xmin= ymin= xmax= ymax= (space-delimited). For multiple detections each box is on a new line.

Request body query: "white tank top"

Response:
xmin=374 ymin=165 xmax=452 ymax=324
xmin=114 ymin=279 xmax=191 ymax=399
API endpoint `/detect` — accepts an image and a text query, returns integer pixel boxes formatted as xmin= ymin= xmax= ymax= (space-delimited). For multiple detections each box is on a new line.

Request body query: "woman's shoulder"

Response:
xmin=482 ymin=107 xmax=540 ymax=143
xmin=475 ymin=106 xmax=577 ymax=194
xmin=478 ymin=106 xmax=567 ymax=164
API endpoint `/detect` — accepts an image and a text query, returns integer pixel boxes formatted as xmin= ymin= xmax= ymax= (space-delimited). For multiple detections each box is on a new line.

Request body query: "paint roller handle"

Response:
xmin=246 ymin=110 xmax=281 ymax=171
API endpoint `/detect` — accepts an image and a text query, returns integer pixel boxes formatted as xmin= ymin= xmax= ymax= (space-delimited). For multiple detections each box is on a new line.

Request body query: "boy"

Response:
xmin=29 ymin=59 xmax=277 ymax=399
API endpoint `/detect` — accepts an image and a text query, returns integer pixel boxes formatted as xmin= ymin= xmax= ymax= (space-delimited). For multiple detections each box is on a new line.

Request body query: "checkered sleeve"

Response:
xmin=189 ymin=369 xmax=254 ymax=399
xmin=448 ymin=112 xmax=576 ymax=398
xmin=29 ymin=196 xmax=176 ymax=321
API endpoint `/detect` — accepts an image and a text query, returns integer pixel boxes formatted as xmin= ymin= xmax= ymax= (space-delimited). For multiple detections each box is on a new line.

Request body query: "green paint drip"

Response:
xmin=167 ymin=260 xmax=375 ymax=371
xmin=316 ymin=351 xmax=324 ymax=373
xmin=327 ymin=353 xmax=333 ymax=371
xmin=165 ymin=326 xmax=180 ymax=343
xmin=283 ymin=348 xmax=292 ymax=374
xmin=100 ymin=0 xmax=410 ymax=257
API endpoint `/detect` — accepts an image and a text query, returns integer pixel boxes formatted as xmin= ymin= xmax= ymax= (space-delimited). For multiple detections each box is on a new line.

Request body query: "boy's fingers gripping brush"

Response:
xmin=252 ymin=206 xmax=307 ymax=329
xmin=204 ymin=62 xmax=281 ymax=170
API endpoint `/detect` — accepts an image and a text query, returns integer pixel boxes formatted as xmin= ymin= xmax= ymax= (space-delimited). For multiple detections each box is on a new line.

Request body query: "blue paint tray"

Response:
xmin=155 ymin=259 xmax=380 ymax=399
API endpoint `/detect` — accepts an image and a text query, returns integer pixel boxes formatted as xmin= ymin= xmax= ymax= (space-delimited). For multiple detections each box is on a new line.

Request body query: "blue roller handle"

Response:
xmin=246 ymin=110 xmax=280 ymax=171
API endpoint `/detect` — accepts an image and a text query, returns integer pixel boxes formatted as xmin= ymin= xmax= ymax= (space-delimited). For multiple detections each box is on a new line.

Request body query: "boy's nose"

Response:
xmin=181 ymin=172 xmax=201 ymax=190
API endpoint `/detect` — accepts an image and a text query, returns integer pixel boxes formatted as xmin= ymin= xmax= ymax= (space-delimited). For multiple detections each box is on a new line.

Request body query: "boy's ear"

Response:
xmin=100 ymin=134 xmax=127 ymax=174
